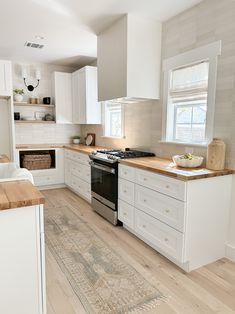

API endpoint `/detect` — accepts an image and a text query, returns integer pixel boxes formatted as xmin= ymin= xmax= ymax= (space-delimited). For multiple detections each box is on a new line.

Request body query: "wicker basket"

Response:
xmin=23 ymin=154 xmax=52 ymax=170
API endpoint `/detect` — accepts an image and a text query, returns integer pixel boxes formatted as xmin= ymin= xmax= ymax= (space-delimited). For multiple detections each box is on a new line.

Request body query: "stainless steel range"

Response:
xmin=89 ymin=149 xmax=155 ymax=225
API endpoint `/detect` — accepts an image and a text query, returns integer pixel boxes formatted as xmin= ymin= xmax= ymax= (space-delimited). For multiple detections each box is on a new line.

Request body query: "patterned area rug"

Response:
xmin=45 ymin=205 xmax=164 ymax=313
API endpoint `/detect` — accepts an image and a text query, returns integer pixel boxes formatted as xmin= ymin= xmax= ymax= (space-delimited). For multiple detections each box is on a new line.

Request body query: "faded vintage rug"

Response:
xmin=45 ymin=205 xmax=164 ymax=314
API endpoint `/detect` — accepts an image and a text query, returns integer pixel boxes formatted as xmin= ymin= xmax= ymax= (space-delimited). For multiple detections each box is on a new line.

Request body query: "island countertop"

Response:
xmin=119 ymin=157 xmax=235 ymax=181
xmin=0 ymin=180 xmax=45 ymax=210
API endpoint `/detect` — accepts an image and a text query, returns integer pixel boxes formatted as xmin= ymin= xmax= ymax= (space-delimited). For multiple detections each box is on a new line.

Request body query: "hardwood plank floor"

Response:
xmin=43 ymin=188 xmax=235 ymax=314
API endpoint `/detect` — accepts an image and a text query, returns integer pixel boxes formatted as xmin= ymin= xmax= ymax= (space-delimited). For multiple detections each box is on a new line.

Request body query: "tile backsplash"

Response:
xmin=13 ymin=62 xmax=80 ymax=144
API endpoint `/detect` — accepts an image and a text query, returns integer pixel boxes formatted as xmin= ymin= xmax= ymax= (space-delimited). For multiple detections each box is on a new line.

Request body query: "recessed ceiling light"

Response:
xmin=35 ymin=35 xmax=44 ymax=40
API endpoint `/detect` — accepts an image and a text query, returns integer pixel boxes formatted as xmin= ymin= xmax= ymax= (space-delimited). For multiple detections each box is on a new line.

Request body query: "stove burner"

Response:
xmin=90 ymin=148 xmax=155 ymax=163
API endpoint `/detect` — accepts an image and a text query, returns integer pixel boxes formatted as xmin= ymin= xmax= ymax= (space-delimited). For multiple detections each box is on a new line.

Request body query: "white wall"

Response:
xmin=13 ymin=62 xmax=81 ymax=144
xmin=82 ymin=0 xmax=235 ymax=258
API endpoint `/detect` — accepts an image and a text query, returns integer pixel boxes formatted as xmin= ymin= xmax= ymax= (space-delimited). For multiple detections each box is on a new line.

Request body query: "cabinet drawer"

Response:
xmin=135 ymin=185 xmax=185 ymax=232
xmin=135 ymin=169 xmax=186 ymax=201
xmin=71 ymin=175 xmax=91 ymax=201
xmin=118 ymin=178 xmax=135 ymax=205
xmin=118 ymin=200 xmax=134 ymax=229
xmin=70 ymin=161 xmax=83 ymax=178
xmin=33 ymin=174 xmax=56 ymax=186
xmin=82 ymin=165 xmax=91 ymax=183
xmin=135 ymin=209 xmax=185 ymax=262
xmin=65 ymin=149 xmax=90 ymax=165
xmin=119 ymin=164 xmax=135 ymax=182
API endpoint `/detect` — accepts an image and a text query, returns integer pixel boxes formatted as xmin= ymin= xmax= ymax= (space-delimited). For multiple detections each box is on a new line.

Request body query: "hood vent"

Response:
xmin=24 ymin=41 xmax=44 ymax=49
xmin=97 ymin=14 xmax=162 ymax=103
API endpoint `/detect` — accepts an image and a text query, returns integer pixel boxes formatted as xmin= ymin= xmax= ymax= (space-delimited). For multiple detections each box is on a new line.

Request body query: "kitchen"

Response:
xmin=0 ymin=0 xmax=235 ymax=313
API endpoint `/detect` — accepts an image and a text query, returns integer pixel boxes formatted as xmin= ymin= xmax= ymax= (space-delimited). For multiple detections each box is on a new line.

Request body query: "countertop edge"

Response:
xmin=119 ymin=159 xmax=235 ymax=181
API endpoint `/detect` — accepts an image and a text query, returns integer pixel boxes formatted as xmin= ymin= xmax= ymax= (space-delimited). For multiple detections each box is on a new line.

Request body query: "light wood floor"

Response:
xmin=44 ymin=188 xmax=235 ymax=314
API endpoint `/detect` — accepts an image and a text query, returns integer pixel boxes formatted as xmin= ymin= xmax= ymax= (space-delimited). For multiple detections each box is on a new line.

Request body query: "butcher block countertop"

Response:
xmin=0 ymin=180 xmax=45 ymax=210
xmin=0 ymin=155 xmax=10 ymax=163
xmin=119 ymin=157 xmax=235 ymax=181
xmin=16 ymin=143 xmax=104 ymax=155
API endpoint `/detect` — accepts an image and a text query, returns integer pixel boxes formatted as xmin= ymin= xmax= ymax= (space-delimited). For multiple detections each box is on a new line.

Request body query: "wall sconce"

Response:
xmin=22 ymin=68 xmax=41 ymax=92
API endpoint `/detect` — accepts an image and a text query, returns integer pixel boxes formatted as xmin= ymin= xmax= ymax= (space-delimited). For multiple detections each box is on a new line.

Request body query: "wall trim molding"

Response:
xmin=226 ymin=244 xmax=235 ymax=262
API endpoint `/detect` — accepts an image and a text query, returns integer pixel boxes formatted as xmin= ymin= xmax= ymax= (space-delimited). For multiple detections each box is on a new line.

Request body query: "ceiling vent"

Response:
xmin=24 ymin=41 xmax=44 ymax=49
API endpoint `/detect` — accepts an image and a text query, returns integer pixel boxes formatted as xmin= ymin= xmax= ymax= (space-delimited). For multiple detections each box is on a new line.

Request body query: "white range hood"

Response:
xmin=97 ymin=14 xmax=162 ymax=103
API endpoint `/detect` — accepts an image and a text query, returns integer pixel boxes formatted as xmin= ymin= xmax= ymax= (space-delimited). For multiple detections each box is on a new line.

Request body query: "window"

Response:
xmin=162 ymin=41 xmax=221 ymax=145
xmin=170 ymin=61 xmax=208 ymax=143
xmin=103 ymin=102 xmax=124 ymax=138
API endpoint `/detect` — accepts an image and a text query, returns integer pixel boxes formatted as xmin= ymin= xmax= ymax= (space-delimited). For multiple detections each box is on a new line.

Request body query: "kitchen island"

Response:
xmin=0 ymin=180 xmax=46 ymax=314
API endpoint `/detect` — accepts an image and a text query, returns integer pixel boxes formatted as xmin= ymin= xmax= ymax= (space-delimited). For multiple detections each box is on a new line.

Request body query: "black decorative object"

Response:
xmin=43 ymin=97 xmax=51 ymax=105
xmin=14 ymin=112 xmax=20 ymax=120
xmin=23 ymin=78 xmax=40 ymax=92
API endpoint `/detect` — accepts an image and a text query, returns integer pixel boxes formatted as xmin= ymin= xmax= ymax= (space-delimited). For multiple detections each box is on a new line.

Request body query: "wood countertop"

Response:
xmin=0 ymin=155 xmax=10 ymax=163
xmin=0 ymin=180 xmax=45 ymax=210
xmin=16 ymin=144 xmax=105 ymax=155
xmin=119 ymin=157 xmax=235 ymax=181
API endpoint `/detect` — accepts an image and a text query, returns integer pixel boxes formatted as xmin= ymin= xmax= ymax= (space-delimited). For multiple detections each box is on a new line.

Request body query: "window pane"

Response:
xmin=176 ymin=106 xmax=192 ymax=124
xmin=192 ymin=105 xmax=207 ymax=123
xmin=110 ymin=111 xmax=121 ymax=137
xmin=171 ymin=61 xmax=209 ymax=91
xmin=192 ymin=124 xmax=205 ymax=141
xmin=175 ymin=124 xmax=192 ymax=142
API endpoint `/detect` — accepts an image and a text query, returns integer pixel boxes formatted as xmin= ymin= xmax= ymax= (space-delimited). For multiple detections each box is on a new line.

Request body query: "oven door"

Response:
xmin=90 ymin=161 xmax=118 ymax=210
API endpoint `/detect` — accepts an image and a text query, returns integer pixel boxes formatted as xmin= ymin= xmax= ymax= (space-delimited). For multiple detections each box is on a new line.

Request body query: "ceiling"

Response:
xmin=0 ymin=0 xmax=203 ymax=67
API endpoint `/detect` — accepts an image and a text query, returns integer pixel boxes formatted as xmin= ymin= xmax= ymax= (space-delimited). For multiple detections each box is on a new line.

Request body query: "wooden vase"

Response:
xmin=206 ymin=138 xmax=226 ymax=170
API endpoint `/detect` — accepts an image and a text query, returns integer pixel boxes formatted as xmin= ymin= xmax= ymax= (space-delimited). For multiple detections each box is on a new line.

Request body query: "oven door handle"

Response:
xmin=89 ymin=161 xmax=116 ymax=174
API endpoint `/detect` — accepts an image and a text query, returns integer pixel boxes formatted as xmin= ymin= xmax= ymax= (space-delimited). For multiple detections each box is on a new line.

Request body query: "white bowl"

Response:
xmin=172 ymin=155 xmax=203 ymax=168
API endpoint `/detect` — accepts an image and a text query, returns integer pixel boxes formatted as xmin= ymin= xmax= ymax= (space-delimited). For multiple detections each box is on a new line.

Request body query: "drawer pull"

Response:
xmin=165 ymin=209 xmax=170 ymax=213
xmin=164 ymin=238 xmax=169 ymax=242
xmin=143 ymin=199 xmax=147 ymax=203
xmin=123 ymin=190 xmax=127 ymax=193
xmin=124 ymin=171 xmax=127 ymax=175
xmin=142 ymin=224 xmax=146 ymax=229
xmin=165 ymin=185 xmax=170 ymax=189
xmin=143 ymin=178 xmax=147 ymax=181
xmin=123 ymin=212 xmax=127 ymax=216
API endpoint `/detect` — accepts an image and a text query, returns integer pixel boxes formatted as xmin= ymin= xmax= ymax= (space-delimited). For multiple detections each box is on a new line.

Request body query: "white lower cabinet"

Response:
xmin=118 ymin=164 xmax=233 ymax=272
xmin=118 ymin=199 xmax=135 ymax=229
xmin=135 ymin=208 xmax=185 ymax=262
xmin=65 ymin=149 xmax=91 ymax=202
xmin=0 ymin=205 xmax=46 ymax=314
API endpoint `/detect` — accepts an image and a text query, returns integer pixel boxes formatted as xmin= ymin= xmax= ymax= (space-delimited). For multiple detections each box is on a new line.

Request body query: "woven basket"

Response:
xmin=23 ymin=154 xmax=52 ymax=170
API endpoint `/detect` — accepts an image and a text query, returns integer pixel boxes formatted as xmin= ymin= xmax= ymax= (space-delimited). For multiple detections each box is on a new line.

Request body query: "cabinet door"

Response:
xmin=77 ymin=69 xmax=87 ymax=124
xmin=54 ymin=72 xmax=73 ymax=124
xmin=0 ymin=206 xmax=43 ymax=314
xmin=72 ymin=71 xmax=80 ymax=124
xmin=86 ymin=66 xmax=101 ymax=124
xmin=0 ymin=60 xmax=12 ymax=97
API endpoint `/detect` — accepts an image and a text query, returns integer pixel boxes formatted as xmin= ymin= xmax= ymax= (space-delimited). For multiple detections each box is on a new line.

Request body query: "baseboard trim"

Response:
xmin=38 ymin=184 xmax=66 ymax=191
xmin=226 ymin=244 xmax=235 ymax=262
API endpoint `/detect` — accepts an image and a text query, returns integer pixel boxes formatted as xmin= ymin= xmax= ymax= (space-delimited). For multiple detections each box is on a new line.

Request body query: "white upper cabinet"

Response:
xmin=72 ymin=66 xmax=101 ymax=124
xmin=54 ymin=72 xmax=73 ymax=124
xmin=0 ymin=60 xmax=12 ymax=97
xmin=98 ymin=14 xmax=162 ymax=102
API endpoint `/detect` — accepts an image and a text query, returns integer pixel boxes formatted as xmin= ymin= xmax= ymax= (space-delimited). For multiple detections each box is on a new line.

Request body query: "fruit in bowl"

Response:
xmin=172 ymin=153 xmax=203 ymax=168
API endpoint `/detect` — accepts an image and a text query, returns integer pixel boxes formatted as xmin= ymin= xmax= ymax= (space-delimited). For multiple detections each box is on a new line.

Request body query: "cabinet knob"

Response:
xmin=123 ymin=212 xmax=127 ymax=216
xmin=165 ymin=185 xmax=170 ymax=189
xmin=142 ymin=224 xmax=146 ymax=229
xmin=143 ymin=177 xmax=147 ymax=181
xmin=164 ymin=238 xmax=169 ymax=242
xmin=165 ymin=209 xmax=170 ymax=213
xmin=124 ymin=190 xmax=127 ymax=193
xmin=124 ymin=171 xmax=127 ymax=175
xmin=143 ymin=199 xmax=147 ymax=203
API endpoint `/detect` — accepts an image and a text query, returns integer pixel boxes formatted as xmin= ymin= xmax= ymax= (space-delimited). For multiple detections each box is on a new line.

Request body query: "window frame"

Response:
xmin=162 ymin=41 xmax=221 ymax=146
xmin=102 ymin=101 xmax=125 ymax=139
